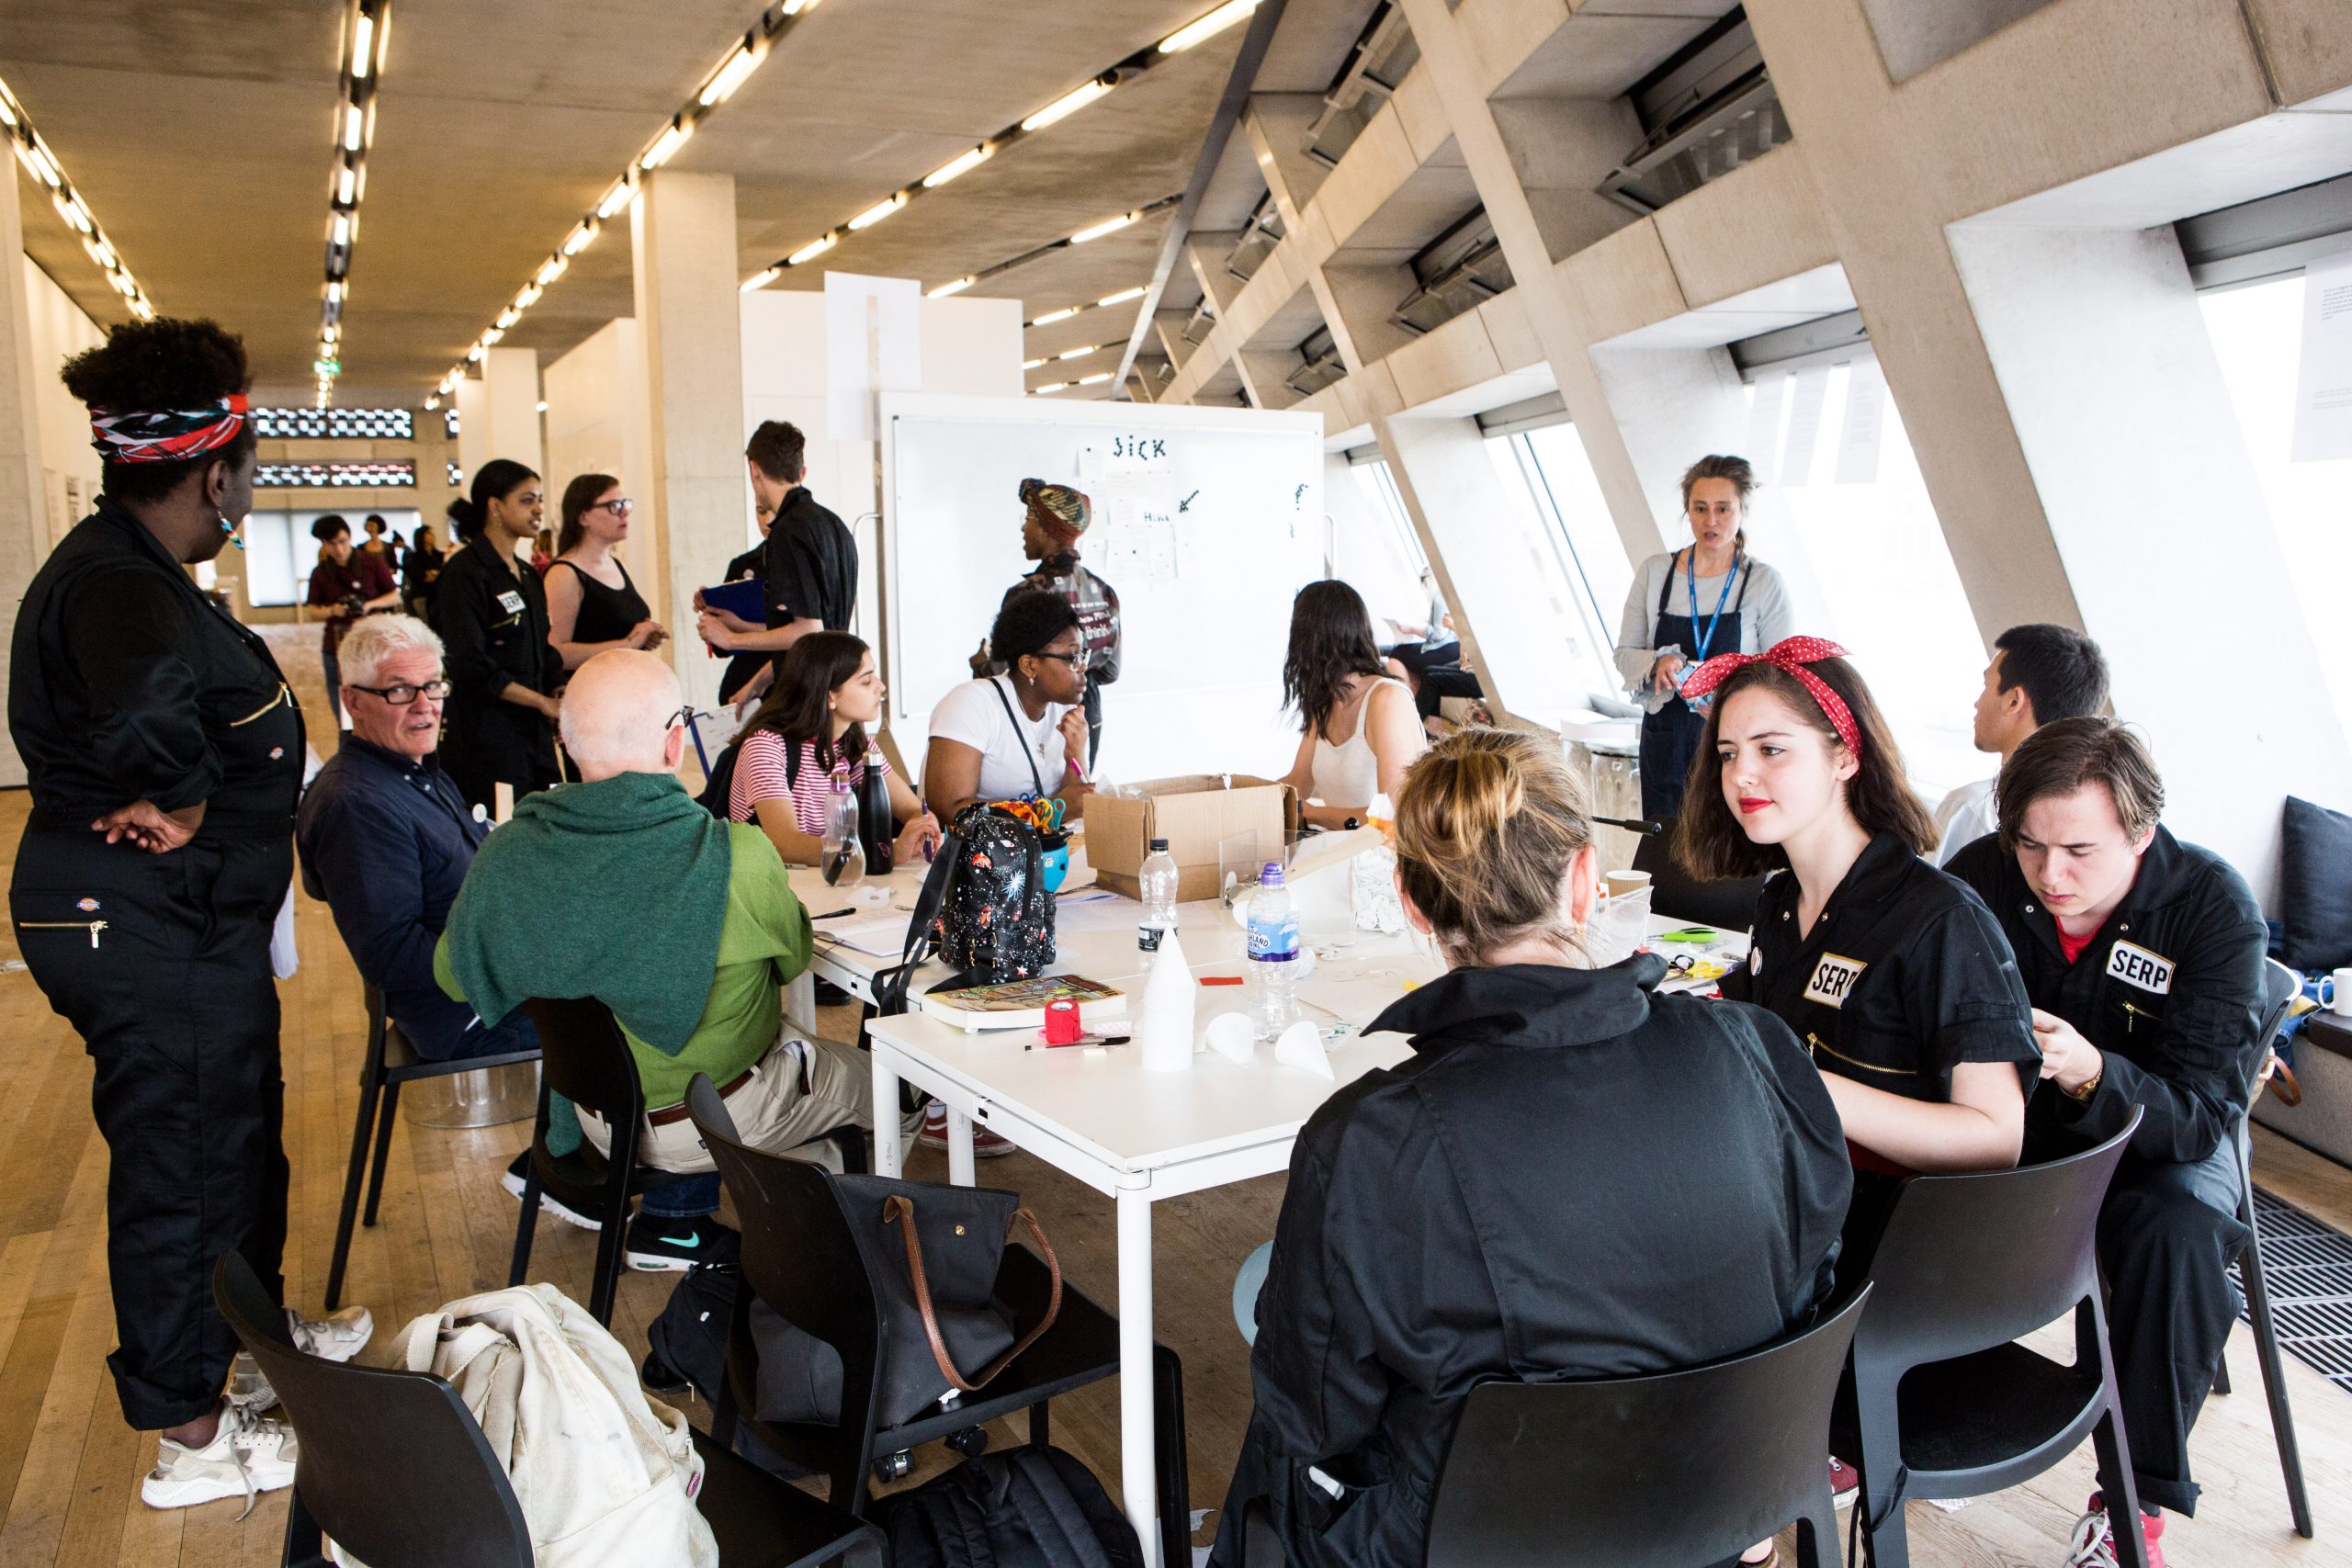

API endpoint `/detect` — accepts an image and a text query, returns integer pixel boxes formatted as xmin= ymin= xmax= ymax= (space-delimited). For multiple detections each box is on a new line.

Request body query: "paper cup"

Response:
xmin=1604 ymin=869 xmax=1652 ymax=900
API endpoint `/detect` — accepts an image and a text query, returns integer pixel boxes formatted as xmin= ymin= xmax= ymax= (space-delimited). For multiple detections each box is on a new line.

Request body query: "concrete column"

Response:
xmin=632 ymin=169 xmax=746 ymax=708
xmin=0 ymin=168 xmax=53 ymax=784
xmin=455 ymin=345 xmax=543 ymax=484
xmin=1945 ymin=223 xmax=2351 ymax=897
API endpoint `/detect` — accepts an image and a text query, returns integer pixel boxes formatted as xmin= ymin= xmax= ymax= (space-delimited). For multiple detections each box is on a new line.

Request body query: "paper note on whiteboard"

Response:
xmin=2292 ymin=245 xmax=2352 ymax=463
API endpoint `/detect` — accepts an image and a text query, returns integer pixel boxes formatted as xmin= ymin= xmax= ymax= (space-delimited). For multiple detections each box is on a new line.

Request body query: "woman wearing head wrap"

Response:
xmin=9 ymin=318 xmax=369 ymax=1511
xmin=999 ymin=478 xmax=1120 ymax=766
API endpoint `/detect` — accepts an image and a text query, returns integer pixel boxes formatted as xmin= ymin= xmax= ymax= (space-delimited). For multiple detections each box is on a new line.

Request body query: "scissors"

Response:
xmin=1045 ymin=796 xmax=1067 ymax=833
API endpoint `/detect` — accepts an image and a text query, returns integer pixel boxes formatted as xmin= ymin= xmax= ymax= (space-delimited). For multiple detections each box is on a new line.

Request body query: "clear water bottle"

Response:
xmin=1138 ymin=837 xmax=1179 ymax=953
xmin=1245 ymin=861 xmax=1302 ymax=1040
xmin=820 ymin=767 xmax=866 ymax=887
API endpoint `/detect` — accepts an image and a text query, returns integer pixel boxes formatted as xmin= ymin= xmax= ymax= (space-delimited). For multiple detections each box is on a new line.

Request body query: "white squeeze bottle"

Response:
xmin=1138 ymin=837 xmax=1180 ymax=953
xmin=1246 ymin=862 xmax=1303 ymax=1040
xmin=821 ymin=767 xmax=866 ymax=887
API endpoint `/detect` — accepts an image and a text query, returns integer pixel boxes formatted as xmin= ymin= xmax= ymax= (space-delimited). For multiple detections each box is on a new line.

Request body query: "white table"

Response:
xmin=787 ymin=857 xmax=1748 ymax=1566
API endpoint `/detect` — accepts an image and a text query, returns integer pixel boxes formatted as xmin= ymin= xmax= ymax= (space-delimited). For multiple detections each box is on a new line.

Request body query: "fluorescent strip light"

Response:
xmin=561 ymin=220 xmax=597 ymax=255
xmin=480 ymin=327 xmax=503 ymax=347
xmin=741 ymin=266 xmax=782 ymax=292
xmin=332 ymin=213 xmax=352 ymax=245
xmin=350 ymin=12 xmax=376 ymax=77
xmin=108 ymin=270 xmax=137 ymax=299
xmin=1076 ymin=372 xmax=1113 ymax=386
xmin=786 ymin=233 xmax=836 ymax=266
xmin=923 ymin=144 xmax=992 ymax=188
xmin=17 ymin=140 xmax=60 ymax=187
xmin=641 ymin=118 xmax=692 ymax=169
xmin=0 ymin=86 xmax=16 ymax=127
xmin=1035 ymin=381 xmax=1068 ymax=394
xmin=83 ymin=237 xmax=113 ymax=269
xmin=1032 ymin=307 xmax=1076 ymax=325
xmin=536 ymin=400 xmax=548 ymax=413
xmin=327 ymin=280 xmax=346 ymax=302
xmin=337 ymin=165 xmax=356 ymax=204
xmin=782 ymin=0 xmax=820 ymax=13
xmin=700 ymin=43 xmax=761 ymax=106
xmin=344 ymin=104 xmax=365 ymax=152
xmin=927 ymin=276 xmax=975 ymax=298
xmin=1159 ymin=0 xmax=1256 ymax=54
xmin=424 ymin=395 xmax=440 ymax=410
xmin=1070 ymin=210 xmax=1136 ymax=244
xmin=535 ymin=254 xmax=568 ymax=287
xmin=495 ymin=307 xmax=520 ymax=329
xmin=53 ymin=193 xmax=90 ymax=233
xmin=1023 ymin=357 xmax=1047 ymax=369
xmin=515 ymin=282 xmax=542 ymax=308
xmin=1023 ymin=78 xmax=1112 ymax=132
xmin=1097 ymin=286 xmax=1146 ymax=307
xmin=1058 ymin=345 xmax=1096 ymax=360
xmin=130 ymin=297 xmax=154 ymax=321
xmin=847 ymin=193 xmax=905 ymax=231
xmin=596 ymin=179 xmax=636 ymax=220
xmin=467 ymin=344 xmax=484 ymax=362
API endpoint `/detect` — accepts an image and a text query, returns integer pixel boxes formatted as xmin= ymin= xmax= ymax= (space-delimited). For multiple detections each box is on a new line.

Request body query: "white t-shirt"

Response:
xmin=928 ymin=675 xmax=1072 ymax=802
xmin=1933 ymin=776 xmax=1998 ymax=866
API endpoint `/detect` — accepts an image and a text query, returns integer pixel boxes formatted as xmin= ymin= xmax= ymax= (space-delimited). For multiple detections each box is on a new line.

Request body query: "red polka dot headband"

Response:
xmin=1679 ymin=636 xmax=1863 ymax=761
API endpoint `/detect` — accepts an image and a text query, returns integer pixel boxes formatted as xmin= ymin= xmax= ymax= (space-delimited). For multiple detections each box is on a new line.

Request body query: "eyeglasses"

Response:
xmin=1029 ymin=650 xmax=1084 ymax=666
xmin=667 ymin=705 xmax=710 ymax=731
xmin=591 ymin=498 xmax=635 ymax=517
xmin=352 ymin=679 xmax=451 ymax=705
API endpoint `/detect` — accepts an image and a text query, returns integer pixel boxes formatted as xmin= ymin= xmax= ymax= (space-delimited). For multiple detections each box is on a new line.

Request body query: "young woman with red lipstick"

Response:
xmin=1680 ymin=637 xmax=2039 ymax=1265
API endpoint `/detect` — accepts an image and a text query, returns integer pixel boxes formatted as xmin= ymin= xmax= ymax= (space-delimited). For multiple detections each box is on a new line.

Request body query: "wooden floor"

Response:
xmin=0 ymin=623 xmax=2348 ymax=1565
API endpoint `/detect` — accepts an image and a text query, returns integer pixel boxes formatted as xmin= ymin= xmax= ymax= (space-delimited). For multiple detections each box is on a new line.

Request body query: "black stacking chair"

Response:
xmin=1633 ymin=825 xmax=1768 ymax=933
xmin=506 ymin=996 xmax=707 ymax=1325
xmin=1407 ymin=1287 xmax=1873 ymax=1568
xmin=1836 ymin=1110 xmax=2148 ymax=1568
xmin=213 ymin=1252 xmax=884 ymax=1568
xmin=2208 ymin=957 xmax=2312 ymax=1537
xmin=685 ymin=1073 xmax=1192 ymax=1568
xmin=325 ymin=986 xmax=540 ymax=1311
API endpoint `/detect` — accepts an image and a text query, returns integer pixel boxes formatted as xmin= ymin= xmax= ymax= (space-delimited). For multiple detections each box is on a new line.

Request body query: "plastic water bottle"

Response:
xmin=1138 ymin=837 xmax=1180 ymax=953
xmin=1246 ymin=862 xmax=1302 ymax=1040
xmin=821 ymin=768 xmax=866 ymax=887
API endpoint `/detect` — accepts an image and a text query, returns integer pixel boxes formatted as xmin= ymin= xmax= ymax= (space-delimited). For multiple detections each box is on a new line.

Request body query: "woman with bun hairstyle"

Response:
xmin=1616 ymin=455 xmax=1796 ymax=819
xmin=1214 ymin=728 xmax=1850 ymax=1568
xmin=435 ymin=460 xmax=561 ymax=812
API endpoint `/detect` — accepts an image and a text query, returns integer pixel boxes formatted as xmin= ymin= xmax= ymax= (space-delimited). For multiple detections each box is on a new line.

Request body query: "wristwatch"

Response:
xmin=2067 ymin=1069 xmax=2103 ymax=1105
xmin=1342 ymin=816 xmax=1361 ymax=831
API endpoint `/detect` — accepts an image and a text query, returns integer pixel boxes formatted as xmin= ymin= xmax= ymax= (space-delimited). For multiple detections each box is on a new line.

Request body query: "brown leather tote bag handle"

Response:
xmin=883 ymin=1195 xmax=1063 ymax=1393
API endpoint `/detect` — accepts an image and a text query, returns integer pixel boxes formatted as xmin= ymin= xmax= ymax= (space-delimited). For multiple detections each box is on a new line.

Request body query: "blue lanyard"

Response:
xmin=1684 ymin=548 xmax=1740 ymax=663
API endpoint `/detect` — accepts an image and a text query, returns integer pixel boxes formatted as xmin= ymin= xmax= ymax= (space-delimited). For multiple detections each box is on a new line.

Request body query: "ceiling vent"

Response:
xmin=1226 ymin=190 xmax=1287 ymax=283
xmin=1393 ymin=207 xmax=1512 ymax=336
xmin=1304 ymin=3 xmax=1419 ymax=168
xmin=1598 ymin=8 xmax=1792 ymax=216
xmin=1287 ymin=323 xmax=1348 ymax=397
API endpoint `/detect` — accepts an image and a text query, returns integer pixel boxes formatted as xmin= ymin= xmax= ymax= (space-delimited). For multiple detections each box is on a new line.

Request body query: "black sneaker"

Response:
xmin=640 ymin=1347 xmax=693 ymax=1397
xmin=813 ymin=976 xmax=853 ymax=1007
xmin=501 ymin=1152 xmax=604 ymax=1231
xmin=625 ymin=1213 xmax=740 ymax=1272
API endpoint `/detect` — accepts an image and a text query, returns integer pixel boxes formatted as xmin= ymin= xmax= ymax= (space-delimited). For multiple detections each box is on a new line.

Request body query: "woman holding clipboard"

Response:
xmin=1614 ymin=455 xmax=1794 ymax=819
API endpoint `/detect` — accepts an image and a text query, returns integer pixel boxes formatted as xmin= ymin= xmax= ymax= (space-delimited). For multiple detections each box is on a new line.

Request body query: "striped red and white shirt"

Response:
xmin=729 ymin=728 xmax=890 ymax=835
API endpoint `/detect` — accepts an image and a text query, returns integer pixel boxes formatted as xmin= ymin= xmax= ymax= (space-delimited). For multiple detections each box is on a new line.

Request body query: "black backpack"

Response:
xmin=876 ymin=803 xmax=1057 ymax=1015
xmin=881 ymin=1446 xmax=1144 ymax=1568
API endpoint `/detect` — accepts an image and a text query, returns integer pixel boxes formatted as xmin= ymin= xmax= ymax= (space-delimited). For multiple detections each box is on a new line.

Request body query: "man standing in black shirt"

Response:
xmin=695 ymin=421 xmax=855 ymax=675
xmin=1949 ymin=717 xmax=2267 ymax=1566
xmin=8 ymin=319 xmax=368 ymax=1511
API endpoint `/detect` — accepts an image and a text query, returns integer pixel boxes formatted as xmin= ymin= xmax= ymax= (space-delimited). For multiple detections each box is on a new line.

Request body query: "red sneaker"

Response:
xmin=2064 ymin=1494 xmax=2166 ymax=1568
xmin=917 ymin=1101 xmax=1015 ymax=1158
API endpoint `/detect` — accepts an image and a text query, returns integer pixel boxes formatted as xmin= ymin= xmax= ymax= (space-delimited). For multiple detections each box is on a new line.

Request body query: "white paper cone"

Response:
xmin=1137 ymin=931 xmax=1198 ymax=1073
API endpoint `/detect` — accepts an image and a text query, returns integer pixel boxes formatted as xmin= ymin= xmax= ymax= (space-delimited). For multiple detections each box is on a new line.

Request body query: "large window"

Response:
xmin=1739 ymin=355 xmax=1985 ymax=795
xmin=1496 ymin=424 xmax=1634 ymax=695
xmin=1342 ymin=458 xmax=1442 ymax=639
xmin=1466 ymin=429 xmax=1621 ymax=716
xmin=2197 ymin=274 xmax=2352 ymax=739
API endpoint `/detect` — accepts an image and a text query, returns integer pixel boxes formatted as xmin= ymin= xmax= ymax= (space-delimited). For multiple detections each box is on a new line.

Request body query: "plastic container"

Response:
xmin=820 ymin=768 xmax=866 ymax=887
xmin=1138 ymin=837 xmax=1179 ymax=953
xmin=1245 ymin=861 xmax=1303 ymax=1040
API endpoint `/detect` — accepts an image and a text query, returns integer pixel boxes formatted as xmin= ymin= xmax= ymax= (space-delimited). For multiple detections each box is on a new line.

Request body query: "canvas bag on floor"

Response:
xmin=339 ymin=1283 xmax=717 ymax=1568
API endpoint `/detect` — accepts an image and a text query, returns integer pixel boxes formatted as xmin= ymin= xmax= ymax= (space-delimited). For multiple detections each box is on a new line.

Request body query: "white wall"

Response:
xmin=22 ymin=257 xmax=102 ymax=547
xmin=543 ymin=319 xmax=663 ymax=627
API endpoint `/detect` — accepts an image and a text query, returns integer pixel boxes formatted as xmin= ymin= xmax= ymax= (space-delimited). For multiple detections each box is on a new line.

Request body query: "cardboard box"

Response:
xmin=1087 ymin=774 xmax=1298 ymax=903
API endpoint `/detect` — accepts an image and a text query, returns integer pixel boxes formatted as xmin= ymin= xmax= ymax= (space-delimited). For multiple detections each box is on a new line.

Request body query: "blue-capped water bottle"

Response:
xmin=1245 ymin=862 xmax=1302 ymax=1040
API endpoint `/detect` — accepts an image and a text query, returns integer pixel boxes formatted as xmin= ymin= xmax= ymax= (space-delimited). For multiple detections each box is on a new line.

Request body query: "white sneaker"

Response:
xmin=141 ymin=1404 xmax=299 ymax=1516
xmin=288 ymin=1303 xmax=372 ymax=1363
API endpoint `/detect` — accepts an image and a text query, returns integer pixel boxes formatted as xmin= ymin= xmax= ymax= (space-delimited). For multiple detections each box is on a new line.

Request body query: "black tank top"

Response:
xmin=552 ymin=558 xmax=650 ymax=647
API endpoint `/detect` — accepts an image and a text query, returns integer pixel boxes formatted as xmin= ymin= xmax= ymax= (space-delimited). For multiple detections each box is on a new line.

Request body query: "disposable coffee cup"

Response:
xmin=1604 ymin=869 xmax=1653 ymax=900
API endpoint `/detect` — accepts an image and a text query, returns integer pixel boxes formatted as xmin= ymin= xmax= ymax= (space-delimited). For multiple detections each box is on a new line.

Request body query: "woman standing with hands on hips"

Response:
xmin=1616 ymin=456 xmax=1794 ymax=819
xmin=436 ymin=460 xmax=563 ymax=813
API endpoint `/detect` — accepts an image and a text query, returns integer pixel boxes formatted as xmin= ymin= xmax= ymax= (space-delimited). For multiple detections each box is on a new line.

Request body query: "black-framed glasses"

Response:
xmin=592 ymin=498 xmax=635 ymax=517
xmin=352 ymin=679 xmax=451 ymax=705
xmin=667 ymin=705 xmax=710 ymax=731
xmin=1029 ymin=650 xmax=1084 ymax=666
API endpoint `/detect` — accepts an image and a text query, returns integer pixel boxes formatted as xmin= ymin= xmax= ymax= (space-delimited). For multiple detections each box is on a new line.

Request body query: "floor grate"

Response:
xmin=2235 ymin=1186 xmax=2352 ymax=1394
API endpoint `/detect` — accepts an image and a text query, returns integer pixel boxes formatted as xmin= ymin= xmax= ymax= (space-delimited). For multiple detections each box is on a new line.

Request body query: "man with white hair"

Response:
xmin=434 ymin=649 xmax=873 ymax=1270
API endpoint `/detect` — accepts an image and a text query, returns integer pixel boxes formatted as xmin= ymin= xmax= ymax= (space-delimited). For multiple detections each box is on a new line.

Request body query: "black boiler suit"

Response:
xmin=435 ymin=530 xmax=561 ymax=813
xmin=7 ymin=499 xmax=305 ymax=1430
xmin=1949 ymin=827 xmax=2267 ymax=1516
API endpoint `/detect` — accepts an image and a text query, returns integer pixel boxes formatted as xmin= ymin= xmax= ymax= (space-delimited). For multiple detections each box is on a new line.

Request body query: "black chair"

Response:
xmin=1409 ymin=1287 xmax=1872 ymax=1568
xmin=325 ymin=986 xmax=541 ymax=1311
xmin=1633 ymin=824 xmax=1768 ymax=933
xmin=2207 ymin=957 xmax=2312 ymax=1537
xmin=685 ymin=1073 xmax=1193 ymax=1568
xmin=1835 ymin=1109 xmax=2148 ymax=1568
xmin=213 ymin=1251 xmax=884 ymax=1568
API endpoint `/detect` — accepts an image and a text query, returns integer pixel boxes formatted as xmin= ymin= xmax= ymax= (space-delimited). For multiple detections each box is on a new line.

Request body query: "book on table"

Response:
xmin=917 ymin=974 xmax=1127 ymax=1032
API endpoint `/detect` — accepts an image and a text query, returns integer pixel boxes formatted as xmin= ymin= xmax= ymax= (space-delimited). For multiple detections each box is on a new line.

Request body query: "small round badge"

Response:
xmin=75 ymin=897 xmax=100 ymax=912
xmin=269 ymin=746 xmax=286 ymax=760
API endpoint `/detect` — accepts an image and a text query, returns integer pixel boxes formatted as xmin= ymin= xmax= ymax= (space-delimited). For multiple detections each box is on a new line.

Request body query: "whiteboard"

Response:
xmin=879 ymin=393 xmax=1325 ymax=786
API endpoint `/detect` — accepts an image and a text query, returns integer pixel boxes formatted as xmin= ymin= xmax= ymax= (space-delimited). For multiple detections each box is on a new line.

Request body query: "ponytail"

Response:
xmin=451 ymin=459 xmax=538 ymax=543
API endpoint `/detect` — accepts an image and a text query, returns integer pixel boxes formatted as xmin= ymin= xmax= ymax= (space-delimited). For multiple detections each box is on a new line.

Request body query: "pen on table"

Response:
xmin=810 ymin=908 xmax=857 ymax=920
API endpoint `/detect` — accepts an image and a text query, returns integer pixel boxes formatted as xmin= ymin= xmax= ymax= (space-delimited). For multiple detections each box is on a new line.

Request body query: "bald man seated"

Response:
xmin=434 ymin=649 xmax=875 ymax=1271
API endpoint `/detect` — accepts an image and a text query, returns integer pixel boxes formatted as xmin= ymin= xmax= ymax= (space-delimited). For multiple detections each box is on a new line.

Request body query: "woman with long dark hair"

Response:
xmin=729 ymin=630 xmax=937 ymax=866
xmin=435 ymin=459 xmax=560 ymax=812
xmin=1278 ymin=580 xmax=1424 ymax=829
xmin=546 ymin=472 xmax=663 ymax=670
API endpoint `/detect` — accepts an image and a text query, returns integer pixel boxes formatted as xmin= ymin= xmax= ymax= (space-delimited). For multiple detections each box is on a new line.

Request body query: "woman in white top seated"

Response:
xmin=1278 ymin=581 xmax=1424 ymax=829
xmin=924 ymin=588 xmax=1094 ymax=824
xmin=728 ymin=630 xmax=940 ymax=866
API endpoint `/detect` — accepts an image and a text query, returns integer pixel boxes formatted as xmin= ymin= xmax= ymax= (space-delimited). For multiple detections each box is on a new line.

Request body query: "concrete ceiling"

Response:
xmin=6 ymin=0 xmax=1383 ymax=408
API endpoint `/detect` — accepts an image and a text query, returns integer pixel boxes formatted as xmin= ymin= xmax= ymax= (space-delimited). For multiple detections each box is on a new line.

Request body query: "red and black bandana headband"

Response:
xmin=1680 ymin=635 xmax=1863 ymax=761
xmin=88 ymin=393 xmax=249 ymax=464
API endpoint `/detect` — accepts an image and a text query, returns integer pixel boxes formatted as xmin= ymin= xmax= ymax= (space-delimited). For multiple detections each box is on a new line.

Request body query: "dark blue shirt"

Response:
xmin=297 ymin=735 xmax=492 ymax=1058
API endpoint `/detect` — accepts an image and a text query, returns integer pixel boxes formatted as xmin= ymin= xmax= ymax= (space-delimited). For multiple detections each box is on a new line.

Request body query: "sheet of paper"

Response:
xmin=816 ymin=911 xmax=913 ymax=956
xmin=2292 ymin=243 xmax=2352 ymax=463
